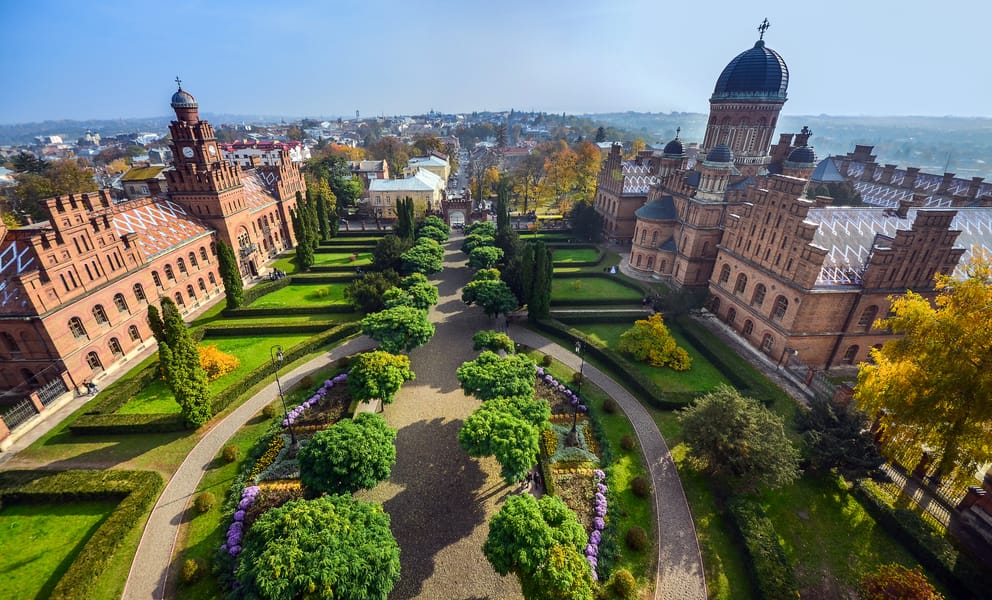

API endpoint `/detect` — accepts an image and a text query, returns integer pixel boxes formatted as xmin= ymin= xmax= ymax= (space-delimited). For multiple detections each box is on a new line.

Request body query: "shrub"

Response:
xmin=540 ymin=428 xmax=558 ymax=458
xmin=181 ymin=558 xmax=205 ymax=584
xmin=222 ymin=445 xmax=239 ymax=463
xmin=296 ymin=375 xmax=315 ymax=390
xmin=625 ymin=526 xmax=648 ymax=552
xmin=630 ymin=476 xmax=651 ymax=498
xmin=608 ymin=567 xmax=638 ymax=600
xmin=198 ymin=344 xmax=240 ymax=381
xmin=727 ymin=496 xmax=799 ymax=599
xmin=262 ymin=403 xmax=281 ymax=419
xmin=571 ymin=371 xmax=584 ymax=385
xmin=194 ymin=492 xmax=216 ymax=514
xmin=620 ymin=434 xmax=636 ymax=451
xmin=542 ymin=354 xmax=553 ymax=367
xmin=603 ymin=398 xmax=619 ymax=414
xmin=861 ymin=563 xmax=944 ymax=600
xmin=250 ymin=435 xmax=286 ymax=481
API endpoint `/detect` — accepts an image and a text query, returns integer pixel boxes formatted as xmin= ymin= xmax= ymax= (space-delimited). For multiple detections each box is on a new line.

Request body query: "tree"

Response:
xmin=797 ymin=400 xmax=884 ymax=478
xmin=461 ymin=233 xmax=495 ymax=255
xmin=595 ymin=126 xmax=607 ymax=143
xmin=457 ymin=351 xmax=535 ymax=401
xmin=291 ymin=190 xmax=317 ymax=271
xmin=625 ymin=139 xmax=646 ymax=159
xmin=541 ymin=142 xmax=578 ymax=203
xmin=399 ymin=272 xmax=438 ymax=309
xmin=304 ymin=155 xmax=362 ymax=208
xmin=417 ymin=224 xmax=447 ymax=243
xmin=298 ymin=413 xmax=397 ymax=495
xmin=574 ymin=141 xmax=602 ymax=201
xmin=147 ymin=304 xmax=166 ymax=344
xmin=494 ymin=180 xmax=522 ymax=265
xmin=10 ymin=158 xmax=98 ymax=223
xmin=347 ymin=350 xmax=414 ymax=405
xmin=216 ymin=239 xmax=243 ymax=309
xmin=854 ymin=253 xmax=992 ymax=484
xmin=679 ymin=385 xmax=801 ymax=490
xmin=400 ymin=237 xmax=444 ymax=274
xmin=413 ymin=135 xmax=445 ymax=156
xmin=459 ymin=395 xmax=550 ymax=484
xmin=472 ymin=330 xmax=515 ymax=354
xmin=235 ymin=495 xmax=400 ymax=600
xmin=366 ymin=136 xmax=412 ymax=176
xmin=483 ymin=495 xmax=593 ymax=600
xmin=860 ymin=563 xmax=944 ymax=600
xmin=618 ymin=313 xmax=692 ymax=371
xmin=198 ymin=345 xmax=239 ymax=381
xmin=462 ymin=278 xmax=518 ymax=319
xmin=345 ymin=270 xmax=401 ymax=313
xmin=468 ymin=246 xmax=504 ymax=270
xmin=465 ymin=221 xmax=496 ymax=237
xmin=361 ymin=305 xmax=435 ymax=353
xmin=420 ymin=215 xmax=450 ymax=238
xmin=395 ymin=196 xmax=415 ymax=240
xmin=523 ymin=241 xmax=553 ymax=320
xmin=569 ymin=199 xmax=603 ymax=242
xmin=512 ymin=152 xmax=546 ymax=214
xmin=159 ymin=297 xmax=212 ymax=427
xmin=371 ymin=234 xmax=413 ymax=273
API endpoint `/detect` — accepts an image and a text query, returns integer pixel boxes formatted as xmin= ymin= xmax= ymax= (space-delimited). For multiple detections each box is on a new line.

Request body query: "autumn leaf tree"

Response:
xmin=855 ymin=253 xmax=992 ymax=484
xmin=618 ymin=313 xmax=691 ymax=371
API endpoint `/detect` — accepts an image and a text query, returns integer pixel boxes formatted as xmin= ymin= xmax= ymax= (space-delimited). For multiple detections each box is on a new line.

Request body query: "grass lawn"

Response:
xmin=552 ymin=277 xmax=643 ymax=302
xmin=576 ymin=322 xmax=731 ymax=393
xmin=550 ymin=248 xmax=600 ymax=263
xmin=215 ymin=313 xmax=359 ymax=327
xmin=0 ymin=500 xmax=117 ymax=600
xmin=248 ymin=284 xmax=349 ymax=308
xmin=313 ymin=251 xmax=372 ymax=266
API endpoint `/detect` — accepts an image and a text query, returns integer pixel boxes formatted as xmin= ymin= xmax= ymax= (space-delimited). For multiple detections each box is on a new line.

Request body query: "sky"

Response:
xmin=2 ymin=0 xmax=990 ymax=124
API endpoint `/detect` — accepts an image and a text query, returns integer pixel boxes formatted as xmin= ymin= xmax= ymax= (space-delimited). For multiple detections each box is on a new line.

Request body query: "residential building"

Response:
xmin=368 ymin=169 xmax=444 ymax=219
xmin=404 ymin=152 xmax=450 ymax=181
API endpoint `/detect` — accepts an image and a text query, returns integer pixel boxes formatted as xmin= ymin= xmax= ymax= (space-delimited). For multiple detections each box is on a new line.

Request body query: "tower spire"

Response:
xmin=757 ymin=18 xmax=770 ymax=40
xmin=175 ymin=75 xmax=182 ymax=89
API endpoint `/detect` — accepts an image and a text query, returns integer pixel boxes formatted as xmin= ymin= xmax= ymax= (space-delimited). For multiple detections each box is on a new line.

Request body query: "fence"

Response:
xmin=2 ymin=398 xmax=38 ymax=431
xmin=37 ymin=377 xmax=69 ymax=407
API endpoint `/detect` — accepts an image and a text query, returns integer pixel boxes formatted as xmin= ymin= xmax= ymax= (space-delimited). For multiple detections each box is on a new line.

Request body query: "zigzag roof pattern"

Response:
xmin=241 ymin=170 xmax=282 ymax=212
xmin=837 ymin=157 xmax=992 ymax=207
xmin=806 ymin=207 xmax=992 ymax=286
xmin=112 ymin=199 xmax=213 ymax=260
xmin=621 ymin=161 xmax=657 ymax=195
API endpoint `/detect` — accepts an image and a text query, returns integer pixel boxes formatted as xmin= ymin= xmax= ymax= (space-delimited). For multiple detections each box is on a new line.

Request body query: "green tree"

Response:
xmin=304 ymin=155 xmax=362 ymax=208
xmin=618 ymin=313 xmax=692 ymax=371
xmin=472 ymin=330 xmax=515 ymax=354
xmin=595 ymin=126 xmax=607 ymax=143
xmin=298 ymin=413 xmax=397 ymax=495
xmin=399 ymin=272 xmax=439 ymax=309
xmin=797 ymin=400 xmax=884 ymax=478
xmin=854 ymin=254 xmax=992 ymax=484
xmin=400 ymin=237 xmax=444 ymax=274
xmin=468 ymin=246 xmax=504 ymax=270
xmin=457 ymin=351 xmax=535 ymax=401
xmin=483 ymin=495 xmax=593 ymax=600
xmin=679 ymin=385 xmax=801 ymax=490
xmin=523 ymin=241 xmax=553 ymax=320
xmin=462 ymin=278 xmax=518 ymax=319
xmin=361 ymin=305 xmax=435 ymax=353
xmin=459 ymin=395 xmax=549 ymax=484
xmin=465 ymin=221 xmax=496 ymax=237
xmin=417 ymin=224 xmax=448 ymax=243
xmin=291 ymin=191 xmax=316 ymax=271
xmin=419 ymin=215 xmax=450 ymax=238
xmin=395 ymin=196 xmax=415 ymax=240
xmin=235 ymin=495 xmax=400 ymax=600
xmin=345 ymin=270 xmax=401 ymax=313
xmin=568 ymin=199 xmax=603 ymax=242
xmin=347 ymin=350 xmax=414 ymax=405
xmin=461 ymin=233 xmax=495 ymax=255
xmin=159 ymin=297 xmax=211 ymax=427
xmin=413 ymin=135 xmax=445 ymax=156
xmin=371 ymin=234 xmax=413 ymax=273
xmin=216 ymin=239 xmax=243 ymax=309
xmin=146 ymin=304 xmax=166 ymax=344
xmin=10 ymin=158 xmax=98 ymax=223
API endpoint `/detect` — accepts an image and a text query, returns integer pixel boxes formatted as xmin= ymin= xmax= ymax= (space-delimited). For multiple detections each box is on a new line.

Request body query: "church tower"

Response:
xmin=701 ymin=19 xmax=789 ymax=178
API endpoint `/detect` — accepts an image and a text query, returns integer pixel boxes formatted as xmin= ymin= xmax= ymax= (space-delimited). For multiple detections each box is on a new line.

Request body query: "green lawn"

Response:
xmin=551 ymin=277 xmax=643 ymax=302
xmin=0 ymin=500 xmax=117 ymax=600
xmin=248 ymin=284 xmax=349 ymax=307
xmin=313 ymin=251 xmax=372 ymax=266
xmin=216 ymin=313 xmax=359 ymax=327
xmin=576 ymin=322 xmax=731 ymax=393
xmin=550 ymin=248 xmax=600 ymax=263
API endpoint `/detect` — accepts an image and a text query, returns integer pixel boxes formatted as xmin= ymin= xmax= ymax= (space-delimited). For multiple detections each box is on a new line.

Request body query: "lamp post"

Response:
xmin=567 ymin=340 xmax=585 ymax=446
xmin=270 ymin=345 xmax=297 ymax=447
xmin=777 ymin=346 xmax=798 ymax=371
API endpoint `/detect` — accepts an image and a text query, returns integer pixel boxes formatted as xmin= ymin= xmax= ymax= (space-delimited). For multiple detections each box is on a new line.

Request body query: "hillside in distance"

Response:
xmin=591 ymin=112 xmax=992 ymax=181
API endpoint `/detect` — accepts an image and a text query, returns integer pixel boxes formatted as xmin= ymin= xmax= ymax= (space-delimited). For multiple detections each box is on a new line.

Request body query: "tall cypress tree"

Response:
xmin=147 ymin=305 xmax=166 ymax=344
xmin=216 ymin=239 xmax=244 ymax=309
xmin=292 ymin=192 xmax=315 ymax=271
xmin=396 ymin=197 xmax=415 ymax=240
xmin=528 ymin=241 xmax=552 ymax=320
xmin=159 ymin=297 xmax=211 ymax=427
xmin=315 ymin=190 xmax=329 ymax=241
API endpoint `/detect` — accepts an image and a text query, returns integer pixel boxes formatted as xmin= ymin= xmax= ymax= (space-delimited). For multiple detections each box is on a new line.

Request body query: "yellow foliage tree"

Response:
xmin=198 ymin=344 xmax=240 ymax=381
xmin=854 ymin=251 xmax=992 ymax=484
xmin=618 ymin=313 xmax=691 ymax=371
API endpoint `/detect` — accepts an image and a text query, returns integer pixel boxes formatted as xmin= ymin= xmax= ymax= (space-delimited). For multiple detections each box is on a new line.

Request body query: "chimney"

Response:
xmin=814 ymin=195 xmax=833 ymax=208
xmin=968 ymin=177 xmax=985 ymax=199
xmin=861 ymin=164 xmax=876 ymax=182
xmin=896 ymin=199 xmax=913 ymax=218
xmin=881 ymin=164 xmax=897 ymax=184
xmin=903 ymin=167 xmax=920 ymax=190
xmin=938 ymin=172 xmax=956 ymax=194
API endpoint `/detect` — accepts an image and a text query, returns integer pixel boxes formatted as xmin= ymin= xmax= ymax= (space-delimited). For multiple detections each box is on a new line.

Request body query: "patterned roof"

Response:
xmin=241 ymin=170 xmax=282 ymax=212
xmin=621 ymin=161 xmax=657 ymax=195
xmin=712 ymin=40 xmax=789 ymax=101
xmin=838 ymin=157 xmax=992 ymax=208
xmin=806 ymin=207 xmax=992 ymax=286
xmin=111 ymin=199 xmax=213 ymax=260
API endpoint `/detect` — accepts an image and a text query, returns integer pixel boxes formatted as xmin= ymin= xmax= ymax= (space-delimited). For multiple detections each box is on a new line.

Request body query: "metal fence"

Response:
xmin=37 ymin=378 xmax=69 ymax=407
xmin=2 ymin=398 xmax=38 ymax=431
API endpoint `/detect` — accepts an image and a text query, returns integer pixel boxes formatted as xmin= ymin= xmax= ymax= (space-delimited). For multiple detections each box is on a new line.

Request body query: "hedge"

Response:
xmin=726 ymin=496 xmax=800 ymax=600
xmin=852 ymin=479 xmax=988 ymax=597
xmin=202 ymin=322 xmax=349 ymax=337
xmin=0 ymin=469 xmax=164 ymax=600
xmin=552 ymin=298 xmax=643 ymax=308
xmin=242 ymin=276 xmax=293 ymax=306
xmin=553 ymin=271 xmax=647 ymax=293
xmin=222 ymin=305 xmax=356 ymax=318
xmin=68 ymin=412 xmax=186 ymax=435
xmin=307 ymin=265 xmax=368 ymax=274
xmin=555 ymin=313 xmax=652 ymax=325
xmin=314 ymin=246 xmax=376 ymax=254
xmin=286 ymin=274 xmax=357 ymax=284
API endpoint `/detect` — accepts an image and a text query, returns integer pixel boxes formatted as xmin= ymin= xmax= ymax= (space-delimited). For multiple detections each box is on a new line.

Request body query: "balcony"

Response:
xmin=239 ymin=243 xmax=259 ymax=258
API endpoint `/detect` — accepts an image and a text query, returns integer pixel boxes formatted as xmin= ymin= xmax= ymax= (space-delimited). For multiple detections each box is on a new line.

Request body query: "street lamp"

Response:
xmin=567 ymin=340 xmax=585 ymax=446
xmin=270 ymin=345 xmax=297 ymax=447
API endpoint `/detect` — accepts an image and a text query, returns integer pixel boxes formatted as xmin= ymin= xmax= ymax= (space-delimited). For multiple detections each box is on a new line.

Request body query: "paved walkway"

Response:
xmin=122 ymin=335 xmax=377 ymax=600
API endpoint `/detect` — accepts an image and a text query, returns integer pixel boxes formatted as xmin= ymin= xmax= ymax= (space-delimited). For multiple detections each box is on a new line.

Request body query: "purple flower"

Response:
xmin=220 ymin=543 xmax=228 ymax=553
xmin=229 ymin=545 xmax=242 ymax=556
xmin=593 ymin=469 xmax=606 ymax=481
xmin=590 ymin=530 xmax=602 ymax=544
xmin=595 ymin=492 xmax=606 ymax=503
xmin=597 ymin=483 xmax=607 ymax=494
xmin=238 ymin=498 xmax=252 ymax=510
xmin=571 ymin=398 xmax=578 ymax=406
xmin=579 ymin=405 xmax=588 ymax=413
xmin=544 ymin=374 xmax=553 ymax=383
xmin=595 ymin=504 xmax=607 ymax=517
xmin=536 ymin=367 xmax=545 ymax=376
xmin=585 ymin=544 xmax=598 ymax=556
xmin=324 ymin=379 xmax=333 ymax=387
xmin=594 ymin=517 xmax=605 ymax=530
xmin=234 ymin=510 xmax=245 ymax=522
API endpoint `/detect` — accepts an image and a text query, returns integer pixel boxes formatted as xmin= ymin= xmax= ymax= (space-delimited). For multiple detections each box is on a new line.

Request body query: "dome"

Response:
xmin=663 ymin=137 xmax=685 ymax=157
xmin=787 ymin=145 xmax=816 ymax=164
xmin=712 ymin=40 xmax=788 ymax=101
xmin=171 ymin=88 xmax=197 ymax=109
xmin=705 ymin=144 xmax=733 ymax=164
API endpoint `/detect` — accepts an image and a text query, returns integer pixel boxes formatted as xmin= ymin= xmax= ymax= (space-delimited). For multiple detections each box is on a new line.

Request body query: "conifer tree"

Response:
xmin=159 ymin=297 xmax=212 ymax=427
xmin=216 ymin=239 xmax=243 ymax=309
xmin=147 ymin=305 xmax=165 ymax=344
xmin=292 ymin=191 xmax=315 ymax=271
xmin=395 ymin=197 xmax=415 ymax=240
xmin=525 ymin=241 xmax=552 ymax=320
xmin=315 ymin=190 xmax=330 ymax=241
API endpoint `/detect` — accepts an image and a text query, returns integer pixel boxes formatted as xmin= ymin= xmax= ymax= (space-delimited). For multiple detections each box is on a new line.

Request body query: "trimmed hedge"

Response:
xmin=68 ymin=412 xmax=186 ymax=435
xmin=202 ymin=322 xmax=350 ymax=337
xmin=286 ymin=274 xmax=357 ymax=284
xmin=555 ymin=313 xmax=652 ymax=325
xmin=552 ymin=298 xmax=643 ymax=308
xmin=553 ymin=271 xmax=647 ymax=293
xmin=307 ymin=265 xmax=368 ymax=274
xmin=315 ymin=246 xmax=375 ymax=254
xmin=223 ymin=305 xmax=356 ymax=318
xmin=726 ymin=496 xmax=800 ymax=600
xmin=0 ymin=469 xmax=164 ymax=600
xmin=852 ymin=480 xmax=988 ymax=598
xmin=242 ymin=276 xmax=293 ymax=306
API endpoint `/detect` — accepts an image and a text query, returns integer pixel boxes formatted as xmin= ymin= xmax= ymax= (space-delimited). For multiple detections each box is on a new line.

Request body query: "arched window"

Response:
xmin=200 ymin=247 xmax=209 ymax=262
xmin=92 ymin=305 xmax=109 ymax=325
xmin=109 ymin=337 xmax=124 ymax=358
xmin=751 ymin=284 xmax=766 ymax=307
xmin=128 ymin=325 xmax=142 ymax=342
xmin=709 ymin=296 xmax=721 ymax=314
xmin=660 ymin=260 xmax=667 ymax=273
xmin=134 ymin=283 xmax=147 ymax=302
xmin=760 ymin=333 xmax=774 ymax=354
xmin=198 ymin=278 xmax=207 ymax=292
xmin=639 ymin=230 xmax=646 ymax=244
xmin=702 ymin=241 xmax=710 ymax=256
xmin=743 ymin=320 xmax=754 ymax=338
xmin=69 ymin=317 xmax=87 ymax=339
xmin=734 ymin=273 xmax=748 ymax=294
xmin=857 ymin=305 xmax=879 ymax=331
xmin=1 ymin=332 xmax=20 ymax=354
xmin=843 ymin=345 xmax=860 ymax=365
xmin=208 ymin=272 xmax=217 ymax=286
xmin=727 ymin=307 xmax=737 ymax=325
xmin=636 ymin=254 xmax=642 ymax=267
xmin=719 ymin=264 xmax=730 ymax=284
xmin=773 ymin=296 xmax=789 ymax=321
xmin=21 ymin=368 xmax=38 ymax=386
xmin=113 ymin=293 xmax=129 ymax=313
xmin=86 ymin=351 xmax=103 ymax=372
xmin=651 ymin=231 xmax=658 ymax=245
xmin=189 ymin=252 xmax=198 ymax=268
xmin=164 ymin=265 xmax=175 ymax=281
xmin=187 ymin=284 xmax=196 ymax=299
xmin=210 ymin=242 xmax=217 ymax=256
xmin=177 ymin=258 xmax=187 ymax=274
xmin=152 ymin=271 xmax=163 ymax=289
xmin=175 ymin=292 xmax=185 ymax=306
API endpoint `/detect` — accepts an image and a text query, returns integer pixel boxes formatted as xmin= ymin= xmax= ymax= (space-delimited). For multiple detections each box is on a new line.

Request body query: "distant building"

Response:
xmin=404 ymin=152 xmax=450 ymax=182
xmin=368 ymin=169 xmax=444 ymax=219
xmin=221 ymin=140 xmax=310 ymax=167
xmin=348 ymin=160 xmax=389 ymax=187
xmin=120 ymin=164 xmax=170 ymax=200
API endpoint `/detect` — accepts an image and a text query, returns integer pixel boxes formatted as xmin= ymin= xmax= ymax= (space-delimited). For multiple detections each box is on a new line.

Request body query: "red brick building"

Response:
xmin=0 ymin=83 xmax=304 ymax=407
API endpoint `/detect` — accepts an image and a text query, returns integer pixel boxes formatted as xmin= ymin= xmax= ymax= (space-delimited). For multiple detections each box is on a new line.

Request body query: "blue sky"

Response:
xmin=1 ymin=0 xmax=989 ymax=123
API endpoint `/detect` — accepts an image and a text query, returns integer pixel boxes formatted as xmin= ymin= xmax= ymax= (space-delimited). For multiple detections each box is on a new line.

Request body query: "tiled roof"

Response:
xmin=810 ymin=157 xmax=846 ymax=183
xmin=621 ymin=161 xmax=656 ymax=195
xmin=408 ymin=155 xmax=448 ymax=167
xmin=841 ymin=158 xmax=992 ymax=208
xmin=121 ymin=165 xmax=167 ymax=181
xmin=806 ymin=207 xmax=992 ymax=286
xmin=111 ymin=199 xmax=213 ymax=260
xmin=635 ymin=196 xmax=677 ymax=221
xmin=241 ymin=170 xmax=281 ymax=212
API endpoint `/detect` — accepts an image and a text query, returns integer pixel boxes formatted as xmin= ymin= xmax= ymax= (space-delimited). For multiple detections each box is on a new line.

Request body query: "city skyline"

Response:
xmin=2 ymin=0 xmax=990 ymax=124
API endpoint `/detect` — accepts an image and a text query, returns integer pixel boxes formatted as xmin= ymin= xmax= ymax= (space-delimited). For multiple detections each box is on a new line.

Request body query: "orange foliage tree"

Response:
xmin=198 ymin=344 xmax=240 ymax=381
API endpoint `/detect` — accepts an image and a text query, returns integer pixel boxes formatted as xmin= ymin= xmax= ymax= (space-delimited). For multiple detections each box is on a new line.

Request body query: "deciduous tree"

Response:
xmin=468 ymin=245 xmax=504 ymax=270
xmin=298 ymin=413 xmax=397 ymax=495
xmin=361 ymin=306 xmax=435 ymax=353
xmin=618 ymin=313 xmax=691 ymax=371
xmin=400 ymin=237 xmax=444 ymax=274
xmin=861 ymin=563 xmax=944 ymax=600
xmin=345 ymin=270 xmax=401 ymax=313
xmin=457 ymin=351 xmax=534 ymax=401
xmin=399 ymin=272 xmax=438 ymax=309
xmin=462 ymin=278 xmax=518 ymax=319
xmin=459 ymin=396 xmax=549 ymax=484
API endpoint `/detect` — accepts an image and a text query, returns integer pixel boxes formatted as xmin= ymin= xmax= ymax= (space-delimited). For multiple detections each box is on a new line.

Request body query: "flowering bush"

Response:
xmin=540 ymin=428 xmax=558 ymax=458
xmin=222 ymin=486 xmax=260 ymax=558
xmin=585 ymin=469 xmax=608 ymax=579
xmin=249 ymin=435 xmax=285 ymax=481
xmin=198 ymin=344 xmax=240 ymax=381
